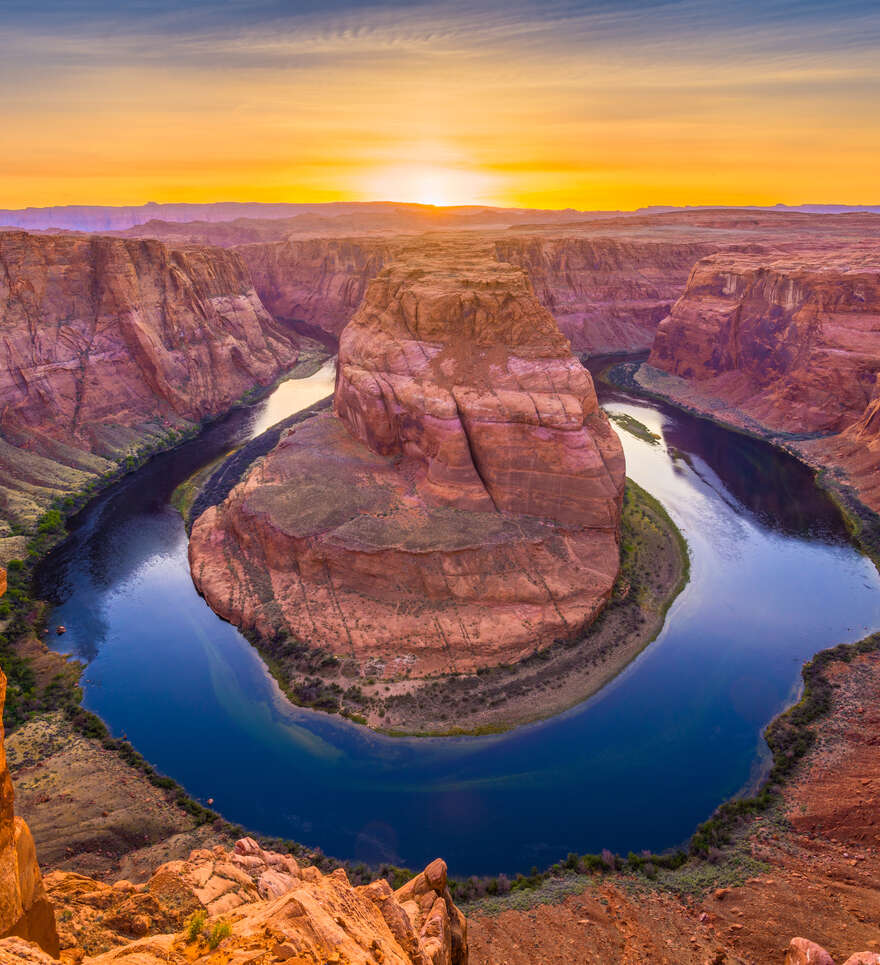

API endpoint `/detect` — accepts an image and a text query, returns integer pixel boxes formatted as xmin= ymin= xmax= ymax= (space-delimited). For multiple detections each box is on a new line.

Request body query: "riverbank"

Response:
xmin=227 ymin=476 xmax=689 ymax=737
xmin=0 ymin=349 xmax=343 ymax=882
xmin=467 ymin=632 xmax=880 ymax=963
xmin=618 ymin=360 xmax=880 ymax=571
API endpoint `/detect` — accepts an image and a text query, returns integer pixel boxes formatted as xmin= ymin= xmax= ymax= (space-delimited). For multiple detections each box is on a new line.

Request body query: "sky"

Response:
xmin=2 ymin=0 xmax=879 ymax=209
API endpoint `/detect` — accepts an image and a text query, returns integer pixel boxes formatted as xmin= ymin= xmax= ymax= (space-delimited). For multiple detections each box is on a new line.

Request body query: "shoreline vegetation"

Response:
xmin=213 ymin=476 xmax=689 ymax=738
xmin=605 ymin=359 xmax=880 ymax=571
xmin=1 ymin=350 xmax=879 ymax=909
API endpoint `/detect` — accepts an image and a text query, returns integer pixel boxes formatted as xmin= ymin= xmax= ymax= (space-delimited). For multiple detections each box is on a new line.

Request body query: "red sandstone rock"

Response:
xmin=785 ymin=938 xmax=836 ymax=964
xmin=239 ymin=238 xmax=396 ymax=338
xmin=40 ymin=839 xmax=466 ymax=965
xmin=0 ymin=672 xmax=59 ymax=957
xmin=650 ymin=249 xmax=880 ymax=436
xmin=190 ymin=251 xmax=624 ymax=675
xmin=496 ymin=237 xmax=716 ymax=354
xmin=647 ymin=248 xmax=880 ymax=511
xmin=0 ymin=230 xmax=299 ymax=531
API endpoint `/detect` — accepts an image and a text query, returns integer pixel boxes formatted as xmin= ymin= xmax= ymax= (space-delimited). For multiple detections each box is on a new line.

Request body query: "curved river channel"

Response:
xmin=36 ymin=356 xmax=880 ymax=876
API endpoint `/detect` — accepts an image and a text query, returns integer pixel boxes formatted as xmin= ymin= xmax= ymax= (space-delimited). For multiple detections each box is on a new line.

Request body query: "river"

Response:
xmin=35 ymin=356 xmax=880 ymax=876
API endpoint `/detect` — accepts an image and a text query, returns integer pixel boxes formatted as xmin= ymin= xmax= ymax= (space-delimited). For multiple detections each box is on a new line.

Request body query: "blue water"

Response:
xmin=36 ymin=361 xmax=880 ymax=876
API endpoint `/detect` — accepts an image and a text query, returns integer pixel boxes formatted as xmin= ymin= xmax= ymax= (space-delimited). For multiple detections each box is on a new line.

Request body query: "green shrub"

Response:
xmin=207 ymin=921 xmax=230 ymax=950
xmin=36 ymin=510 xmax=64 ymax=534
xmin=185 ymin=909 xmax=206 ymax=943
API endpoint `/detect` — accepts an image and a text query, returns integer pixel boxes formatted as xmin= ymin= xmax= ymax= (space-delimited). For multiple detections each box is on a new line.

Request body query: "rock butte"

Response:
xmin=189 ymin=251 xmax=625 ymax=675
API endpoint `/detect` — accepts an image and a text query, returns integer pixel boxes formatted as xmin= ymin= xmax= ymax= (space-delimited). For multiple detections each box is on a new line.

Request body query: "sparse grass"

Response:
xmin=207 ymin=921 xmax=231 ymax=950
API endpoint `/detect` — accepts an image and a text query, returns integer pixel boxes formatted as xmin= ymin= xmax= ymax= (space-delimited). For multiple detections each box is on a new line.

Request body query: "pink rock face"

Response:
xmin=496 ymin=237 xmax=716 ymax=354
xmin=650 ymin=250 xmax=880 ymax=436
xmin=239 ymin=238 xmax=395 ymax=338
xmin=190 ymin=252 xmax=625 ymax=675
xmin=0 ymin=230 xmax=300 ymax=528
xmin=647 ymin=247 xmax=880 ymax=511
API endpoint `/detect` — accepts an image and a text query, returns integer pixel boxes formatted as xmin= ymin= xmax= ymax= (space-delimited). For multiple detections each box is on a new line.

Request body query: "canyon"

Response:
xmin=0 ymin=666 xmax=469 ymax=965
xmin=2 ymin=204 xmax=880 ymax=963
xmin=0 ymin=231 xmax=303 ymax=557
xmin=188 ymin=249 xmax=625 ymax=676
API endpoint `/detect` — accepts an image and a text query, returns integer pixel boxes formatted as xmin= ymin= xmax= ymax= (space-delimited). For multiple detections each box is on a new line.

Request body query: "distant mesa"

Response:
xmin=189 ymin=249 xmax=625 ymax=675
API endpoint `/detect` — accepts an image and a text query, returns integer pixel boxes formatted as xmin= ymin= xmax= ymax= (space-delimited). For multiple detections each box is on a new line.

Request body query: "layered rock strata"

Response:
xmin=495 ymin=237 xmax=716 ymax=354
xmin=0 ymin=671 xmax=58 ymax=956
xmin=239 ymin=238 xmax=396 ymax=340
xmin=646 ymin=248 xmax=880 ymax=510
xmin=0 ymin=230 xmax=300 ymax=535
xmin=190 ymin=253 xmax=625 ymax=675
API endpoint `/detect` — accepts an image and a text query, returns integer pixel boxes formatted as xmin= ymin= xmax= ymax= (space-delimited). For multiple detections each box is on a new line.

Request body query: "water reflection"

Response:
xmin=33 ymin=357 xmax=880 ymax=875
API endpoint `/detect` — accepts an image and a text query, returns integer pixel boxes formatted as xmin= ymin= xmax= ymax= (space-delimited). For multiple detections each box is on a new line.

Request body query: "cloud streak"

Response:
xmin=1 ymin=0 xmax=878 ymax=207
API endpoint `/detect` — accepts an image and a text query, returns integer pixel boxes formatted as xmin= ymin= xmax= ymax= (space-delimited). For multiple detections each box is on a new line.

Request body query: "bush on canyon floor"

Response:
xmin=207 ymin=921 xmax=231 ymax=950
xmin=186 ymin=910 xmax=207 ymax=943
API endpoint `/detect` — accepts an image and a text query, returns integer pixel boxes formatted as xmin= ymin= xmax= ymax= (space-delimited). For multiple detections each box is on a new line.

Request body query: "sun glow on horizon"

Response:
xmin=1 ymin=1 xmax=879 ymax=210
xmin=359 ymin=162 xmax=506 ymax=209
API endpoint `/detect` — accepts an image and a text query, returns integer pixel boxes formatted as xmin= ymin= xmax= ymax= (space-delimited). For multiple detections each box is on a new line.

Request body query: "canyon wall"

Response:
xmin=645 ymin=248 xmax=880 ymax=510
xmin=236 ymin=235 xmax=716 ymax=355
xmin=495 ymin=237 xmax=717 ymax=354
xmin=0 ymin=230 xmax=301 ymax=537
xmin=190 ymin=250 xmax=625 ymax=676
xmin=0 ymin=671 xmax=58 ymax=956
xmin=238 ymin=238 xmax=396 ymax=339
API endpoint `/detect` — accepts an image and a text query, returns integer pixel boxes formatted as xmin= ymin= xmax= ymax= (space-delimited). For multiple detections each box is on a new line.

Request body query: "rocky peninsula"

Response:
xmin=189 ymin=249 xmax=626 ymax=685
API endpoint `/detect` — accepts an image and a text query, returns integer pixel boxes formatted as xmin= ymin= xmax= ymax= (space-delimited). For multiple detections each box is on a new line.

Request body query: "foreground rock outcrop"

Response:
xmin=190 ymin=251 xmax=624 ymax=675
xmin=646 ymin=248 xmax=880 ymax=510
xmin=0 ymin=230 xmax=300 ymax=539
xmin=31 ymin=839 xmax=466 ymax=965
xmin=0 ymin=671 xmax=58 ymax=957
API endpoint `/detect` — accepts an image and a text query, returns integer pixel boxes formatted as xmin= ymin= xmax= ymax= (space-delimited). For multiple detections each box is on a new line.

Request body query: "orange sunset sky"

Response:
xmin=2 ymin=0 xmax=879 ymax=210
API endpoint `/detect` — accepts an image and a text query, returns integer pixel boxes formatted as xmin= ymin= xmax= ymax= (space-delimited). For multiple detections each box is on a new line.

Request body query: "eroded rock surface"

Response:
xmin=495 ymin=237 xmax=716 ymax=354
xmin=0 ymin=671 xmax=58 ymax=957
xmin=0 ymin=230 xmax=300 ymax=535
xmin=1 ymin=837 xmax=466 ymax=964
xmin=650 ymin=249 xmax=880 ymax=434
xmin=190 ymin=251 xmax=624 ymax=675
xmin=239 ymin=238 xmax=396 ymax=339
xmin=646 ymin=248 xmax=880 ymax=510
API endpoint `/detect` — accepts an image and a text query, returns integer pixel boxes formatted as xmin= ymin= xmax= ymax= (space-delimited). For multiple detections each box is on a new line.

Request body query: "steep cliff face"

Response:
xmin=190 ymin=251 xmax=625 ymax=676
xmin=644 ymin=249 xmax=880 ymax=510
xmin=649 ymin=250 xmax=880 ymax=434
xmin=0 ymin=230 xmax=300 ymax=533
xmin=495 ymin=237 xmax=716 ymax=354
xmin=238 ymin=238 xmax=396 ymax=339
xmin=0 ymin=671 xmax=58 ymax=957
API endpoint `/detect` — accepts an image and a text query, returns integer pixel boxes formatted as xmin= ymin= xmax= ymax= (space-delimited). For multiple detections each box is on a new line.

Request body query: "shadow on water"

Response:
xmin=33 ymin=357 xmax=880 ymax=875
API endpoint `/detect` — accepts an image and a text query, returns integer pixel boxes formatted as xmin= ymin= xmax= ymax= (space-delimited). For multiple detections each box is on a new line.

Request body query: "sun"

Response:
xmin=361 ymin=164 xmax=503 ymax=208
